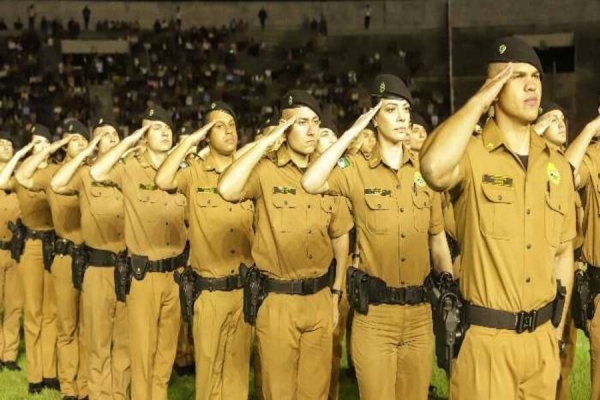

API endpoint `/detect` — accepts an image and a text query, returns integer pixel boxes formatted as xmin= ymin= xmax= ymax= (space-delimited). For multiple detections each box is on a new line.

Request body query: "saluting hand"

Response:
xmin=586 ymin=107 xmax=600 ymax=138
xmin=14 ymin=141 xmax=35 ymax=158
xmin=188 ymin=120 xmax=219 ymax=145
xmin=533 ymin=113 xmax=557 ymax=136
xmin=48 ymin=136 xmax=71 ymax=153
xmin=344 ymin=101 xmax=382 ymax=138
xmin=473 ymin=63 xmax=513 ymax=115
xmin=82 ymin=131 xmax=107 ymax=155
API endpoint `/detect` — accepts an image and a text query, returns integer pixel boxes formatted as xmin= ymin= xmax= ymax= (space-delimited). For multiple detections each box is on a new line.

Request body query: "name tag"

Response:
xmin=482 ymin=174 xmax=513 ymax=187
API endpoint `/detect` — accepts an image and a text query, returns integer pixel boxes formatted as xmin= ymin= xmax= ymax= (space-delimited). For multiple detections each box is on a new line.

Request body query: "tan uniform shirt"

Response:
xmin=175 ymin=152 xmax=254 ymax=277
xmin=451 ymin=120 xmax=576 ymax=312
xmin=16 ymin=163 xmax=60 ymax=231
xmin=0 ymin=177 xmax=20 ymax=241
xmin=326 ymin=143 xmax=444 ymax=287
xmin=579 ymin=142 xmax=600 ymax=265
xmin=64 ymin=165 xmax=125 ymax=254
xmin=238 ymin=144 xmax=353 ymax=280
xmin=106 ymin=151 xmax=187 ymax=261
xmin=48 ymin=186 xmax=83 ymax=245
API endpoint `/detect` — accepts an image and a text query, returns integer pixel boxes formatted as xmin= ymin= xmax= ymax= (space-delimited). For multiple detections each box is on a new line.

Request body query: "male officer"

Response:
xmin=218 ymin=90 xmax=353 ymax=400
xmin=302 ymin=74 xmax=453 ymax=400
xmin=50 ymin=115 xmax=131 ymax=399
xmin=90 ymin=106 xmax=187 ymax=400
xmin=419 ymin=36 xmax=575 ymax=399
xmin=156 ymin=101 xmax=254 ymax=399
xmin=408 ymin=111 xmax=431 ymax=152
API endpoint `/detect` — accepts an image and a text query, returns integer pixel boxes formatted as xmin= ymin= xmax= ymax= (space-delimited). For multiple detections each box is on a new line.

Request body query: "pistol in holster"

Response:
xmin=41 ymin=231 xmax=56 ymax=272
xmin=424 ymin=272 xmax=465 ymax=375
xmin=114 ymin=251 xmax=132 ymax=302
xmin=240 ymin=264 xmax=267 ymax=326
xmin=346 ymin=267 xmax=370 ymax=315
xmin=130 ymin=254 xmax=148 ymax=281
xmin=7 ymin=219 xmax=26 ymax=263
xmin=572 ymin=269 xmax=593 ymax=337
xmin=174 ymin=266 xmax=200 ymax=324
xmin=71 ymin=245 xmax=89 ymax=290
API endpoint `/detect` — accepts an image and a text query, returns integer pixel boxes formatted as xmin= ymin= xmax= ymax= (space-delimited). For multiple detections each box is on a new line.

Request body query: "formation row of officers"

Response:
xmin=1 ymin=35 xmax=600 ymax=400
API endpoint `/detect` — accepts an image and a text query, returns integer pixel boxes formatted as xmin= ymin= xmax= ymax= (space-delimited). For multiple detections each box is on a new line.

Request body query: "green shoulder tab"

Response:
xmin=337 ymin=157 xmax=351 ymax=169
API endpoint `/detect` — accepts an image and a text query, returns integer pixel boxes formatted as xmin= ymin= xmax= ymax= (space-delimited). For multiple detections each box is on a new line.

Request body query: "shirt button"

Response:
xmin=230 ymin=250 xmax=235 ymax=254
xmin=308 ymin=205 xmax=311 ymax=209
xmin=401 ymin=233 xmax=406 ymax=238
xmin=526 ymin=244 xmax=532 ymax=249
xmin=526 ymin=277 xmax=531 ymax=283
xmin=308 ymin=229 xmax=312 ymax=234
xmin=401 ymin=257 xmax=406 ymax=262
xmin=284 ymin=200 xmax=288 ymax=205
xmin=400 ymin=207 xmax=404 ymax=213
xmin=167 ymin=242 xmax=170 ymax=245
xmin=498 ymin=195 xmax=502 ymax=201
xmin=230 ymin=228 xmax=234 ymax=233
xmin=396 ymin=184 xmax=400 ymax=189
xmin=308 ymin=254 xmax=313 ymax=259
xmin=207 ymin=200 xmax=211 ymax=204
xmin=166 ymin=222 xmax=169 ymax=225
xmin=526 ymin=209 xmax=531 ymax=215
xmin=377 ymin=204 xmax=382 ymax=209
xmin=229 ymin=207 xmax=232 ymax=211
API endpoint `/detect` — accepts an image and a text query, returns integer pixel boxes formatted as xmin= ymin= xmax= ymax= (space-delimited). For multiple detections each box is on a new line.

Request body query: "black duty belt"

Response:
xmin=265 ymin=271 xmax=330 ymax=295
xmin=86 ymin=246 xmax=118 ymax=267
xmin=369 ymin=282 xmax=426 ymax=306
xmin=132 ymin=252 xmax=187 ymax=273
xmin=55 ymin=237 xmax=76 ymax=256
xmin=194 ymin=272 xmax=242 ymax=292
xmin=25 ymin=229 xmax=54 ymax=241
xmin=0 ymin=240 xmax=10 ymax=250
xmin=465 ymin=301 xmax=554 ymax=334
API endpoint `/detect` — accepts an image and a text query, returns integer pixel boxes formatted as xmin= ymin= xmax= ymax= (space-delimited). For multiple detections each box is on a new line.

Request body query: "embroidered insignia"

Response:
xmin=379 ymin=82 xmax=386 ymax=93
xmin=288 ymin=96 xmax=293 ymax=106
xmin=499 ymin=44 xmax=507 ymax=55
xmin=99 ymin=118 xmax=104 ymax=124
xmin=413 ymin=171 xmax=426 ymax=188
xmin=364 ymin=188 xmax=392 ymax=196
xmin=31 ymin=126 xmax=36 ymax=133
xmin=486 ymin=142 xmax=494 ymax=150
xmin=337 ymin=157 xmax=351 ymax=169
xmin=210 ymin=102 xmax=216 ymax=109
xmin=68 ymin=124 xmax=73 ymax=131
xmin=273 ymin=186 xmax=297 ymax=195
xmin=547 ymin=162 xmax=561 ymax=185
xmin=149 ymin=109 xmax=154 ymax=117
xmin=197 ymin=187 xmax=217 ymax=193
xmin=482 ymin=174 xmax=513 ymax=187
xmin=138 ymin=183 xmax=158 ymax=191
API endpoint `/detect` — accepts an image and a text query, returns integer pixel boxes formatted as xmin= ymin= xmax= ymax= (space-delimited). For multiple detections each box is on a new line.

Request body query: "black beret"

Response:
xmin=261 ymin=112 xmax=280 ymax=130
xmin=320 ymin=118 xmax=339 ymax=136
xmin=370 ymin=74 xmax=413 ymax=106
xmin=0 ymin=131 xmax=15 ymax=145
xmin=30 ymin=124 xmax=52 ymax=141
xmin=280 ymin=90 xmax=322 ymax=119
xmin=410 ymin=111 xmax=432 ymax=133
xmin=539 ymin=99 xmax=565 ymax=117
xmin=62 ymin=119 xmax=89 ymax=139
xmin=488 ymin=36 xmax=543 ymax=75
xmin=91 ymin=114 xmax=120 ymax=131
xmin=206 ymin=101 xmax=237 ymax=122
xmin=141 ymin=105 xmax=173 ymax=128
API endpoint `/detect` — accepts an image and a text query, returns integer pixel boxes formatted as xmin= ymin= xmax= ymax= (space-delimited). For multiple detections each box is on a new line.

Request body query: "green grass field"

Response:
xmin=0 ymin=332 xmax=592 ymax=399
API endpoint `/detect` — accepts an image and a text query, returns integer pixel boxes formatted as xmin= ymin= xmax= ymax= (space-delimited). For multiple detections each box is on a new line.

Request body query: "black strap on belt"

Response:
xmin=55 ymin=237 xmax=76 ymax=256
xmin=85 ymin=246 xmax=117 ymax=267
xmin=25 ymin=229 xmax=54 ymax=241
xmin=194 ymin=272 xmax=242 ymax=292
xmin=0 ymin=240 xmax=10 ymax=250
xmin=265 ymin=271 xmax=330 ymax=295
xmin=369 ymin=281 xmax=426 ymax=306
xmin=465 ymin=301 xmax=554 ymax=334
xmin=145 ymin=252 xmax=187 ymax=273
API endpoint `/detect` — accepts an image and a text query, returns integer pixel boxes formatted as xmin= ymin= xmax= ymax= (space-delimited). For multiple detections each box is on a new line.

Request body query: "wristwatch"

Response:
xmin=558 ymin=338 xmax=566 ymax=356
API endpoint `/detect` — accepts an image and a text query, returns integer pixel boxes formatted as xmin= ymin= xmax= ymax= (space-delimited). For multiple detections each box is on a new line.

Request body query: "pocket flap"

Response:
xmin=364 ymin=195 xmax=393 ymax=210
xmin=272 ymin=192 xmax=298 ymax=208
xmin=481 ymin=184 xmax=515 ymax=204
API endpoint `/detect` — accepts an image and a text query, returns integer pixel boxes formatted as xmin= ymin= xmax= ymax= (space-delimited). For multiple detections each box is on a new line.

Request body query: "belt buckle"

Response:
xmin=389 ymin=288 xmax=406 ymax=305
xmin=516 ymin=310 xmax=538 ymax=333
xmin=290 ymin=280 xmax=303 ymax=294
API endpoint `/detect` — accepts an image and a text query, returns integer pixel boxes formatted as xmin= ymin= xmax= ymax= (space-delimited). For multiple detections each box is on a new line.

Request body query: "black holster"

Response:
xmin=240 ymin=264 xmax=267 ymax=326
xmin=41 ymin=231 xmax=56 ymax=272
xmin=130 ymin=254 xmax=148 ymax=281
xmin=424 ymin=272 xmax=465 ymax=375
xmin=71 ymin=245 xmax=89 ymax=290
xmin=572 ymin=269 xmax=593 ymax=337
xmin=174 ymin=266 xmax=200 ymax=323
xmin=114 ymin=251 xmax=132 ymax=302
xmin=446 ymin=233 xmax=461 ymax=262
xmin=346 ymin=267 xmax=370 ymax=315
xmin=7 ymin=219 xmax=26 ymax=263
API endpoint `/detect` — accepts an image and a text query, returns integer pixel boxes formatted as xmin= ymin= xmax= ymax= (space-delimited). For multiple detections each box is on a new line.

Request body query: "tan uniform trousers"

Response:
xmin=256 ymin=289 xmax=333 ymax=400
xmin=175 ymin=322 xmax=195 ymax=369
xmin=192 ymin=289 xmax=252 ymax=400
xmin=352 ymin=302 xmax=433 ymax=400
xmin=82 ymin=266 xmax=130 ymax=400
xmin=450 ymin=322 xmax=559 ymax=400
xmin=252 ymin=333 xmax=263 ymax=400
xmin=556 ymin=309 xmax=576 ymax=400
xmin=51 ymin=255 xmax=88 ymax=397
xmin=0 ymin=248 xmax=22 ymax=362
xmin=589 ymin=294 xmax=600 ymax=399
xmin=128 ymin=271 xmax=180 ymax=400
xmin=329 ymin=294 xmax=351 ymax=400
xmin=20 ymin=239 xmax=57 ymax=383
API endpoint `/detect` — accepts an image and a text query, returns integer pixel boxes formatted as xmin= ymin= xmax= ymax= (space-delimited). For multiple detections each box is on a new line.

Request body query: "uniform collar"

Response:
xmin=367 ymin=142 xmax=415 ymax=169
xmin=270 ymin=144 xmax=317 ymax=168
xmin=481 ymin=118 xmax=550 ymax=155
xmin=203 ymin=151 xmax=233 ymax=174
xmin=137 ymin=150 xmax=158 ymax=170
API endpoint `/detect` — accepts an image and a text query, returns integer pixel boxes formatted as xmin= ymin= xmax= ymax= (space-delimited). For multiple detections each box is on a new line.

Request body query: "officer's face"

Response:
xmin=283 ymin=107 xmax=320 ymax=155
xmin=359 ymin=128 xmax=376 ymax=155
xmin=316 ymin=128 xmax=337 ymax=154
xmin=494 ymin=62 xmax=541 ymax=124
xmin=94 ymin=126 xmax=120 ymax=155
xmin=32 ymin=135 xmax=50 ymax=154
xmin=65 ymin=133 xmax=89 ymax=158
xmin=373 ymin=99 xmax=410 ymax=144
xmin=409 ymin=124 xmax=427 ymax=151
xmin=207 ymin=111 xmax=238 ymax=156
xmin=144 ymin=121 xmax=173 ymax=152
xmin=0 ymin=139 xmax=13 ymax=162
xmin=540 ymin=110 xmax=567 ymax=147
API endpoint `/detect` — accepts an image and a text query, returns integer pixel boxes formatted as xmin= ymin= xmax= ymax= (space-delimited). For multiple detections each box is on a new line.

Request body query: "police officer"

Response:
xmin=218 ymin=90 xmax=353 ymax=400
xmin=50 ymin=115 xmax=131 ymax=399
xmin=408 ymin=111 xmax=431 ymax=152
xmin=0 ymin=132 xmax=30 ymax=372
xmin=156 ymin=101 xmax=254 ymax=399
xmin=14 ymin=124 xmax=69 ymax=394
xmin=419 ymin=36 xmax=576 ymax=399
xmin=302 ymin=74 xmax=453 ymax=400
xmin=90 ymin=106 xmax=187 ymax=400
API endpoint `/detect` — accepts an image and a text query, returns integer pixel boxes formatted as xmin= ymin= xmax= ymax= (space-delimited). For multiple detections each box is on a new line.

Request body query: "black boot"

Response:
xmin=28 ymin=382 xmax=43 ymax=394
xmin=3 ymin=361 xmax=21 ymax=371
xmin=42 ymin=377 xmax=61 ymax=391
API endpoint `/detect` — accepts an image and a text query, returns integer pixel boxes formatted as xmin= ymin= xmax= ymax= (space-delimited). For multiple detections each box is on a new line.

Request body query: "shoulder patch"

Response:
xmin=413 ymin=171 xmax=426 ymax=188
xmin=337 ymin=157 xmax=351 ymax=169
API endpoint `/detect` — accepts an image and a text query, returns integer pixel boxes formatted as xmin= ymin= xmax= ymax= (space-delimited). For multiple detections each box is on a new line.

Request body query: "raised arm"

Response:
xmin=90 ymin=125 xmax=148 ymax=182
xmin=420 ymin=64 xmax=513 ymax=191
xmin=218 ymin=118 xmax=295 ymax=202
xmin=0 ymin=142 xmax=34 ymax=190
xmin=302 ymin=104 xmax=381 ymax=194
xmin=155 ymin=121 xmax=216 ymax=191
xmin=565 ymin=109 xmax=600 ymax=188
xmin=15 ymin=137 xmax=70 ymax=189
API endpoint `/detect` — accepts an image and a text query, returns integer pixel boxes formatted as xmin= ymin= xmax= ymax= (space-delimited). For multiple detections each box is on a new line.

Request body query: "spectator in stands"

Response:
xmin=82 ymin=5 xmax=91 ymax=31
xmin=176 ymin=6 xmax=182 ymax=30
xmin=0 ymin=19 xmax=6 ymax=31
xmin=258 ymin=7 xmax=267 ymax=31
xmin=319 ymin=14 xmax=328 ymax=36
xmin=27 ymin=4 xmax=36 ymax=30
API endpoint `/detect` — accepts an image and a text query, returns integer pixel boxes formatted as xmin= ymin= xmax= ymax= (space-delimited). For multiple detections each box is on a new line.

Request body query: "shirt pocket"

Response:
xmin=479 ymin=184 xmax=515 ymax=240
xmin=272 ymin=193 xmax=298 ymax=233
xmin=89 ymin=187 xmax=121 ymax=216
xmin=196 ymin=191 xmax=220 ymax=208
xmin=364 ymin=195 xmax=394 ymax=235
xmin=412 ymin=190 xmax=431 ymax=233
xmin=545 ymin=192 xmax=566 ymax=248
